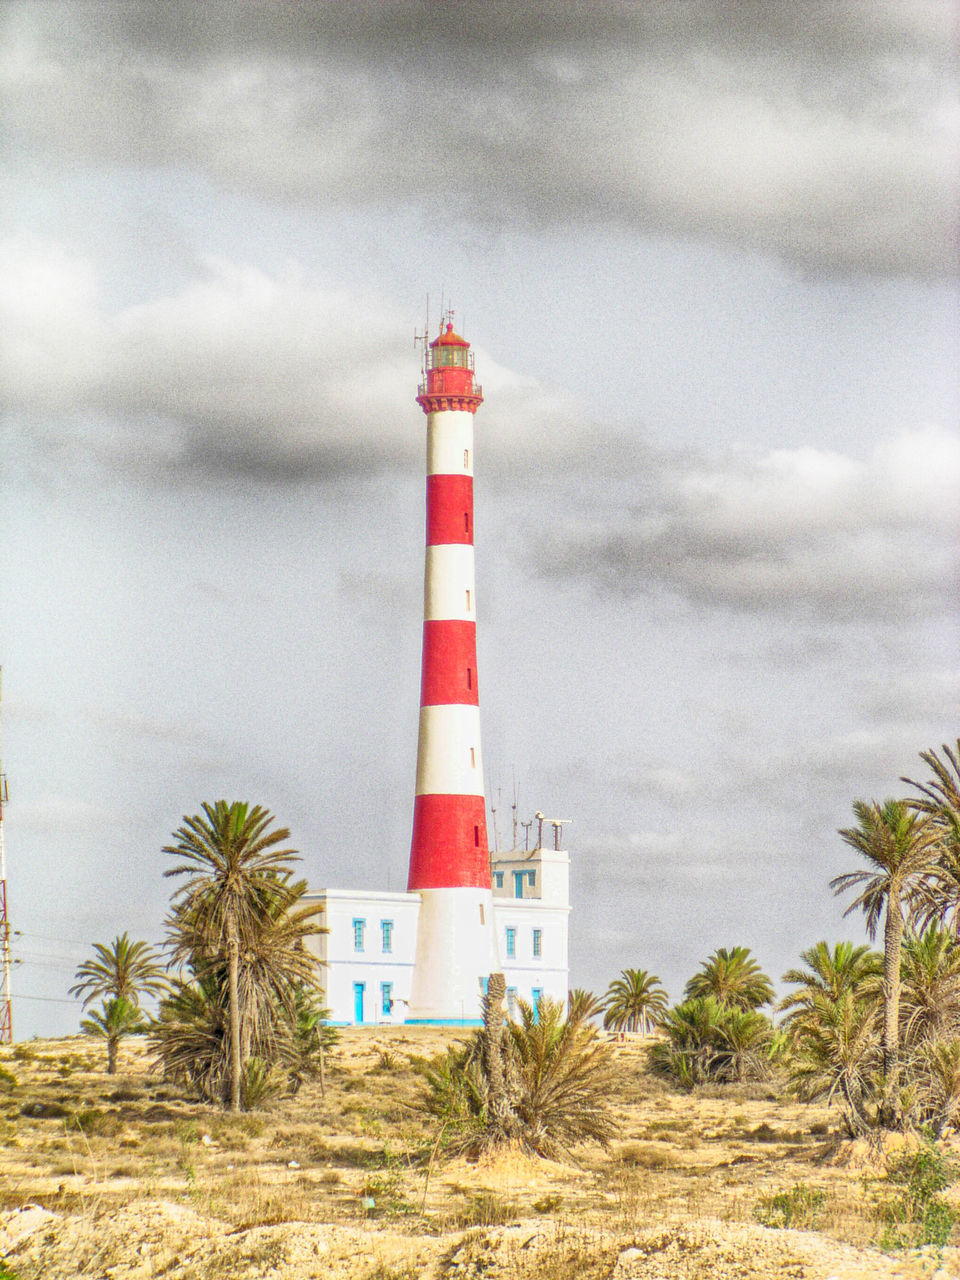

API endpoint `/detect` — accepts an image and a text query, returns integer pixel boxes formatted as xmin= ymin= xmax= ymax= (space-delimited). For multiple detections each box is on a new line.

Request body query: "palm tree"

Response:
xmin=779 ymin=941 xmax=882 ymax=1036
xmin=831 ymin=798 xmax=942 ymax=1128
xmin=425 ymin=994 xmax=617 ymax=1159
xmin=151 ymin=972 xmax=226 ymax=1102
xmin=602 ymin=968 xmax=668 ymax=1035
xmin=899 ymin=926 xmax=960 ymax=1048
xmin=788 ymin=986 xmax=881 ymax=1136
xmin=917 ymin=1039 xmax=960 ymax=1138
xmin=684 ymin=946 xmax=774 ymax=1011
xmin=70 ymin=933 xmax=168 ymax=1009
xmin=284 ymin=986 xmax=337 ymax=1097
xmin=903 ymin=740 xmax=960 ymax=825
xmin=163 ymin=800 xmax=302 ymax=1112
xmin=567 ymin=988 xmax=605 ymax=1025
xmin=169 ymin=874 xmax=323 ymax=1069
xmin=903 ymin=741 xmax=960 ymax=931
xmin=81 ymin=996 xmax=148 ymax=1074
xmin=651 ymin=996 xmax=729 ymax=1086
xmin=718 ymin=1006 xmax=777 ymax=1084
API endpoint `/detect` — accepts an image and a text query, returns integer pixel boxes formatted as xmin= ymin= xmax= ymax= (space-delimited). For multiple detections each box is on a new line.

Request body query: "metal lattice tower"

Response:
xmin=0 ymin=669 xmax=11 ymax=1044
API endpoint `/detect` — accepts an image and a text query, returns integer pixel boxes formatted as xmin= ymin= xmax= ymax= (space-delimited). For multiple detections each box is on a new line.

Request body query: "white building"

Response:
xmin=305 ymin=842 xmax=570 ymax=1025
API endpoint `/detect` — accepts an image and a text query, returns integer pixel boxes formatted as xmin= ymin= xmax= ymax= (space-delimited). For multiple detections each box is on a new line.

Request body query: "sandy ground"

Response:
xmin=2 ymin=1029 xmax=959 ymax=1278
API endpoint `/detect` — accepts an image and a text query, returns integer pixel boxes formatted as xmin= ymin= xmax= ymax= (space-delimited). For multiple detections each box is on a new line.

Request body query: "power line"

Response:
xmin=13 ymin=930 xmax=94 ymax=947
xmin=11 ymin=993 xmax=78 ymax=1006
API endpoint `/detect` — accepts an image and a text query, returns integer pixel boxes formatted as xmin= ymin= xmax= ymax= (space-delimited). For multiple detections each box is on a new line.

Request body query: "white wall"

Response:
xmin=307 ymin=846 xmax=571 ymax=1025
xmin=303 ymin=889 xmax=418 ymax=1025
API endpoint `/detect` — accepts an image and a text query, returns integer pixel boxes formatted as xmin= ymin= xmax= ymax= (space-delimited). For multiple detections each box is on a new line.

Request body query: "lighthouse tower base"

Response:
xmin=406 ymin=887 xmax=500 ymax=1024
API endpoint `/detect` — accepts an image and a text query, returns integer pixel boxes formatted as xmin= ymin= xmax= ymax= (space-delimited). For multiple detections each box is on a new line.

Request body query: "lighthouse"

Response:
xmin=406 ymin=317 xmax=499 ymax=1024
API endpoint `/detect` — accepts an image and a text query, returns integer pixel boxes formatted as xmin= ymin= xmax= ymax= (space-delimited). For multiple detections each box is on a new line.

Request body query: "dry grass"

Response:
xmin=0 ymin=1028 xmax=957 ymax=1278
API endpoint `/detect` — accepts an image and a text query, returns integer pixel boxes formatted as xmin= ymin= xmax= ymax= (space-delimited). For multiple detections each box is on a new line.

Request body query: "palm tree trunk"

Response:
xmin=228 ymin=917 xmax=242 ymax=1112
xmin=482 ymin=974 xmax=512 ymax=1135
xmin=880 ymin=894 xmax=904 ymax=1129
xmin=107 ymin=1033 xmax=118 ymax=1075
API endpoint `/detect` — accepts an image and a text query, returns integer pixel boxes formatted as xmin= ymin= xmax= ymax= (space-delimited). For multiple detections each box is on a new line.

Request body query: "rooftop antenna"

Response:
xmin=0 ymin=669 xmax=11 ymax=1044
xmin=547 ymin=818 xmax=572 ymax=851
xmin=511 ymin=775 xmax=519 ymax=852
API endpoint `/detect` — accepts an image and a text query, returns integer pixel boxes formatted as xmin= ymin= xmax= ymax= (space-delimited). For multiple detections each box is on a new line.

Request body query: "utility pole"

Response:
xmin=0 ymin=669 xmax=12 ymax=1043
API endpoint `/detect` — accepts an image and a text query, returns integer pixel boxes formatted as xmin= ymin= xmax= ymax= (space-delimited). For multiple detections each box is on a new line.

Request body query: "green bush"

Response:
xmin=755 ymin=1183 xmax=826 ymax=1230
xmin=880 ymin=1141 xmax=957 ymax=1250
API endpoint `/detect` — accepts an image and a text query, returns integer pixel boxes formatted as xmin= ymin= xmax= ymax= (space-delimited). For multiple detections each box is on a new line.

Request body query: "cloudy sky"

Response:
xmin=1 ymin=1 xmax=957 ymax=1037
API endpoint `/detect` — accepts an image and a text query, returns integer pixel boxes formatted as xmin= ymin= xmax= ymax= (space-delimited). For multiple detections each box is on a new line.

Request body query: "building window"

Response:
xmin=494 ymin=871 xmax=504 ymax=888
xmin=467 ymin=666 xmax=472 ymax=690
xmin=474 ymin=825 xmax=480 ymax=847
xmin=381 ymin=919 xmax=393 ymax=953
xmin=381 ymin=982 xmax=393 ymax=1016
xmin=531 ymin=987 xmax=543 ymax=1023
xmin=353 ymin=918 xmax=365 ymax=952
xmin=505 ymin=927 xmax=516 ymax=958
xmin=470 ymin=746 xmax=476 ymax=767
xmin=507 ymin=986 xmax=518 ymax=1005
xmin=464 ymin=448 xmax=470 ymax=468
xmin=464 ymin=512 xmax=470 ymax=534
xmin=513 ymin=871 xmax=525 ymax=899
xmin=465 ymin=589 xmax=471 ymax=611
xmin=528 ymin=871 xmax=536 ymax=886
xmin=532 ymin=928 xmax=542 ymax=958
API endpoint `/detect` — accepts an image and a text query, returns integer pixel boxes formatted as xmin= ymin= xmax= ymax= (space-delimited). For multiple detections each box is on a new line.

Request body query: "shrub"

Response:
xmin=880 ymin=1141 xmax=957 ymax=1250
xmin=755 ymin=1183 xmax=826 ymax=1230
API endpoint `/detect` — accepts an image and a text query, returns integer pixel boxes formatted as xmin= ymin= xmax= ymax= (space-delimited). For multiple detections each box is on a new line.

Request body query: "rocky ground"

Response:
xmin=1 ymin=1029 xmax=959 ymax=1278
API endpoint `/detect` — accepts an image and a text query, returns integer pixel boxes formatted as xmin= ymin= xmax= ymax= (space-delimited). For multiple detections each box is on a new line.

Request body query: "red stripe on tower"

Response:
xmin=419 ymin=620 xmax=479 ymax=706
xmin=408 ymin=793 xmax=489 ymax=888
xmin=426 ymin=474 xmax=474 ymax=545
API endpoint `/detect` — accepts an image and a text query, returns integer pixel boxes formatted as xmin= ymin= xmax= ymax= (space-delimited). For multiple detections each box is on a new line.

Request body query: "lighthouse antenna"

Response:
xmin=414 ymin=295 xmax=431 ymax=374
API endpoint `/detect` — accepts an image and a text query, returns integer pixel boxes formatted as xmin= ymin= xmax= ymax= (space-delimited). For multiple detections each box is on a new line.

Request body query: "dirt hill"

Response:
xmin=1 ymin=1029 xmax=957 ymax=1278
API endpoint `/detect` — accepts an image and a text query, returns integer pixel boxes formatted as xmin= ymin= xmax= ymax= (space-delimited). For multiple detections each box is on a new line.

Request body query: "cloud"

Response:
xmin=1 ymin=2 xmax=956 ymax=275
xmin=538 ymin=425 xmax=960 ymax=619
xmin=0 ymin=237 xmax=583 ymax=478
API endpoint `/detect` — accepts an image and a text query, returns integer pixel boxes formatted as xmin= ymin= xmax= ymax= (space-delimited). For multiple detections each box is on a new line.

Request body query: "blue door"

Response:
xmin=531 ymin=988 xmax=543 ymax=1023
xmin=353 ymin=982 xmax=365 ymax=1024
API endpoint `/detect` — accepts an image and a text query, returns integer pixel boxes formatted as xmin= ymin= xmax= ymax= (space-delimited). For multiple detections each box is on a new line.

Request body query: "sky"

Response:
xmin=0 ymin=1 xmax=958 ymax=1038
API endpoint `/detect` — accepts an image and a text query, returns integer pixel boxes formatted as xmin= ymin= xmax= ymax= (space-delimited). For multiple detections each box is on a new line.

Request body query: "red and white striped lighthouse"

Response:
xmin=406 ymin=317 xmax=499 ymax=1024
